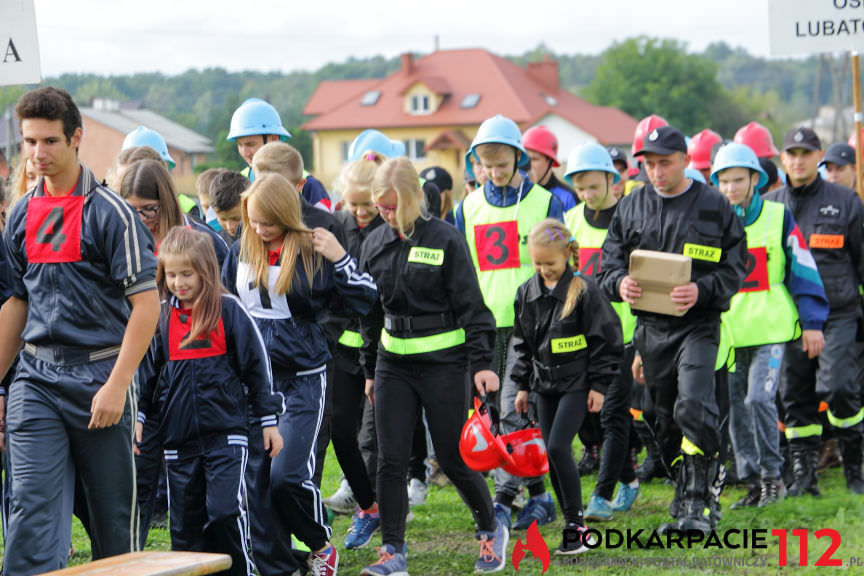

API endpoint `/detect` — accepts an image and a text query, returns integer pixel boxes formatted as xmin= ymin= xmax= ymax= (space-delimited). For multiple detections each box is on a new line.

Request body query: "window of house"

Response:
xmin=460 ymin=93 xmax=481 ymax=109
xmin=410 ymin=94 xmax=431 ymax=114
xmin=361 ymin=90 xmax=381 ymax=106
xmin=404 ymin=139 xmax=426 ymax=161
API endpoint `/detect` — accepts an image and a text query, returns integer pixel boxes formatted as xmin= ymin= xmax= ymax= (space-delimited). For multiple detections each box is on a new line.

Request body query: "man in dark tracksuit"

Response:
xmin=765 ymin=127 xmax=864 ymax=495
xmin=0 ymin=87 xmax=160 ymax=574
xmin=599 ymin=126 xmax=746 ymax=534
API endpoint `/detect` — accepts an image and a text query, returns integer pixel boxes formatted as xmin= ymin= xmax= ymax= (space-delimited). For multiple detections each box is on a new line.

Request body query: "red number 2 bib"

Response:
xmin=740 ymin=246 xmax=769 ymax=293
xmin=25 ymin=196 xmax=84 ymax=263
xmin=474 ymin=221 xmax=520 ymax=271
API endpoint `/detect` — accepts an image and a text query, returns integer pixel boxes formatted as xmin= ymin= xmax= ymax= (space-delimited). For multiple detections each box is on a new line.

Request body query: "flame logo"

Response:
xmin=512 ymin=519 xmax=550 ymax=573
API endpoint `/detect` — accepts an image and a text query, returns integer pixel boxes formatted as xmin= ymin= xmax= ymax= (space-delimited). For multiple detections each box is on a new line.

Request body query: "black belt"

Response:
xmin=24 ymin=343 xmax=121 ymax=365
xmin=384 ymin=312 xmax=454 ymax=333
xmin=532 ymin=359 xmax=583 ymax=382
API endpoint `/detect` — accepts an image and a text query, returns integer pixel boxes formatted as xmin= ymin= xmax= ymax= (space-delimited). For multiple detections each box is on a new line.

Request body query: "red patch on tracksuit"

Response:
xmin=25 ymin=196 xmax=85 ymax=263
xmin=168 ymin=307 xmax=227 ymax=361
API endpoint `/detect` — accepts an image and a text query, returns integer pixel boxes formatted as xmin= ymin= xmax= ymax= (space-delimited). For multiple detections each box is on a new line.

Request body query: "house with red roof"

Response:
xmin=302 ymin=48 xmax=638 ymax=194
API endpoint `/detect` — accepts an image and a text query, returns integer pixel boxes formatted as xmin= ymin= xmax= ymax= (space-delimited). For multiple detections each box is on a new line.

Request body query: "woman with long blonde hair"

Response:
xmin=222 ymin=172 xmax=377 ymax=576
xmin=358 ymin=158 xmax=506 ymax=575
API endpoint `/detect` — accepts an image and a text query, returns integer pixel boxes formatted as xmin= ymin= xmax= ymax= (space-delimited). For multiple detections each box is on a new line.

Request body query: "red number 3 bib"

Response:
xmin=474 ymin=221 xmax=520 ymax=271
xmin=25 ymin=196 xmax=85 ymax=263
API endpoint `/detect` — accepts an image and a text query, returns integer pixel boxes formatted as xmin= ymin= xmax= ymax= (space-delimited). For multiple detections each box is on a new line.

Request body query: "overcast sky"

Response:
xmin=33 ymin=0 xmax=775 ymax=77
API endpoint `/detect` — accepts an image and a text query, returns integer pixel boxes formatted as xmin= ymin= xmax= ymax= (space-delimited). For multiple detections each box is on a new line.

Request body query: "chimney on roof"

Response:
xmin=526 ymin=56 xmax=559 ymax=94
xmin=401 ymin=53 xmax=414 ymax=74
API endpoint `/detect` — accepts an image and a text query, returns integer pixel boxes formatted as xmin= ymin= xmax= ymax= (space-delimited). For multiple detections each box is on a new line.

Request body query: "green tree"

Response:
xmin=584 ymin=37 xmax=726 ymax=134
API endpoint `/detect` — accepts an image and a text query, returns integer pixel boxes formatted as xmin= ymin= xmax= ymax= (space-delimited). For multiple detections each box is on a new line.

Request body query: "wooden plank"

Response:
xmin=39 ymin=551 xmax=232 ymax=576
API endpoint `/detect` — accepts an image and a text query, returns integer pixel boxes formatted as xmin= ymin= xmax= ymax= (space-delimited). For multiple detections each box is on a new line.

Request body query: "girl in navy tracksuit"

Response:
xmin=222 ymin=172 xmax=378 ymax=576
xmin=136 ymin=226 xmax=285 ymax=576
xmin=511 ymin=219 xmax=622 ymax=555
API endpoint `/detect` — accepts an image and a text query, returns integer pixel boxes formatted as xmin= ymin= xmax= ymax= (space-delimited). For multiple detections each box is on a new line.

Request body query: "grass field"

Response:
xmin=48 ymin=441 xmax=864 ymax=576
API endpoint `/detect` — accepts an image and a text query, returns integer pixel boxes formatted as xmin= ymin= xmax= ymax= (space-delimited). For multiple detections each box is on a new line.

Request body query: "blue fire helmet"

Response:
xmin=348 ymin=129 xmax=406 ymax=162
xmin=710 ymin=142 xmax=768 ymax=191
xmin=563 ymin=143 xmax=622 ymax=186
xmin=468 ymin=115 xmax=530 ymax=171
xmin=227 ymin=98 xmax=291 ymax=141
xmin=122 ymin=126 xmax=176 ymax=170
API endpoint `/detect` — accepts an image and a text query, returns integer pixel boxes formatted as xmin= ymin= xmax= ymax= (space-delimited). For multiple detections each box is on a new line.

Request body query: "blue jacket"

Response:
xmin=137 ymin=295 xmax=285 ymax=448
xmin=184 ymin=214 xmax=230 ymax=265
xmin=222 ymin=243 xmax=378 ymax=375
xmin=4 ymin=164 xmax=157 ymax=348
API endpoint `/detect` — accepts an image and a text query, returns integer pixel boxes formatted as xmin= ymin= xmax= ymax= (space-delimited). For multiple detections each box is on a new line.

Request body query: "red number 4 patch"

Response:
xmin=25 ymin=196 xmax=84 ymax=263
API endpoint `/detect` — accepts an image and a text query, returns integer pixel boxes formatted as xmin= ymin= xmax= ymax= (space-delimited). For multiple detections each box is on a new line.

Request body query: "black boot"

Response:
xmin=658 ymin=459 xmax=685 ymax=535
xmin=839 ymin=437 xmax=864 ymax=494
xmin=676 ymin=454 xmax=715 ymax=534
xmin=787 ymin=447 xmax=821 ymax=497
xmin=578 ymin=443 xmax=600 ymax=476
xmin=633 ymin=422 xmax=665 ymax=483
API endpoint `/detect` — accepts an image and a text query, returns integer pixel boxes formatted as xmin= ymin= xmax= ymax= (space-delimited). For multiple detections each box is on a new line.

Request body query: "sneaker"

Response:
xmin=408 ymin=478 xmax=427 ymax=507
xmin=324 ymin=478 xmax=357 ymax=515
xmin=584 ymin=494 xmax=613 ymax=521
xmin=475 ymin=518 xmax=508 ymax=573
xmin=578 ymin=444 xmax=600 ymax=476
xmin=307 ymin=544 xmax=339 ymax=576
xmin=360 ymin=544 xmax=409 ymax=576
xmin=611 ymin=482 xmax=640 ymax=512
xmin=758 ymin=476 xmax=786 ymax=507
xmin=513 ymin=493 xmax=556 ymax=530
xmin=730 ymin=479 xmax=761 ymax=509
xmin=493 ymin=502 xmax=511 ymax=532
xmin=345 ymin=509 xmax=380 ymax=550
xmin=556 ymin=523 xmax=596 ymax=555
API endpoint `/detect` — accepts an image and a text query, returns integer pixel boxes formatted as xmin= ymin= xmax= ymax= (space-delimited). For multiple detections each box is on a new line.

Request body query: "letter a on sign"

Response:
xmin=0 ymin=0 xmax=42 ymax=86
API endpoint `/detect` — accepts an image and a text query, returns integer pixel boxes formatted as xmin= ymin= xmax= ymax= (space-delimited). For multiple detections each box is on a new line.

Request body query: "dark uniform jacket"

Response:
xmin=137 ymin=295 xmax=285 ymax=448
xmin=599 ymin=180 xmax=747 ymax=323
xmin=222 ymin=244 xmax=377 ymax=376
xmin=765 ymin=176 xmax=864 ymax=319
xmin=331 ymin=211 xmax=385 ymax=374
xmin=511 ymin=270 xmax=622 ymax=395
xmin=5 ymin=164 xmax=157 ymax=349
xmin=359 ymin=216 xmax=495 ymax=379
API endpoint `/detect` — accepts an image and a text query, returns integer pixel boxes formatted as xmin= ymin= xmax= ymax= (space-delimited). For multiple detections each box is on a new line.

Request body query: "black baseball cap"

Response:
xmin=782 ymin=127 xmax=821 ymax=152
xmin=419 ymin=166 xmax=453 ymax=193
xmin=634 ymin=126 xmax=688 ymax=157
xmin=819 ymin=143 xmax=856 ymax=167
xmin=607 ymin=146 xmax=629 ymax=169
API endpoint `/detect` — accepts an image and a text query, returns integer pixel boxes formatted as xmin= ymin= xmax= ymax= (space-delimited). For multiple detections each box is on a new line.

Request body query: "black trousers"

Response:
xmin=636 ymin=319 xmax=721 ymax=465
xmin=331 ymin=365 xmax=377 ymax=509
xmin=375 ymin=359 xmax=494 ymax=550
xmin=537 ymin=389 xmax=588 ymax=524
xmin=165 ymin=437 xmax=250 ymax=576
xmin=594 ymin=345 xmax=637 ymax=500
xmin=782 ymin=314 xmax=862 ymax=449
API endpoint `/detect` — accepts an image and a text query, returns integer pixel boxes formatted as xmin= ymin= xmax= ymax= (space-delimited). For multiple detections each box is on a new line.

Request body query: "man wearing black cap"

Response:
xmin=765 ymin=127 xmax=864 ymax=495
xmin=419 ymin=166 xmax=455 ymax=224
xmin=820 ymin=142 xmax=857 ymax=191
xmin=600 ymin=125 xmax=746 ymax=534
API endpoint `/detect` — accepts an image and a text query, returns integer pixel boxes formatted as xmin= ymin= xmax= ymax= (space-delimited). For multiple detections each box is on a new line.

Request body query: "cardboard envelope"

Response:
xmin=628 ymin=250 xmax=692 ymax=317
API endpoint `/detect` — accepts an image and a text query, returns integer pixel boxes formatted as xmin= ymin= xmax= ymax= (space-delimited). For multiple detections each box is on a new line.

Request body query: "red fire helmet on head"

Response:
xmin=632 ymin=114 xmax=668 ymax=156
xmin=734 ymin=122 xmax=779 ymax=158
xmin=522 ymin=125 xmax=560 ymax=167
xmin=459 ymin=397 xmax=515 ymax=472
xmin=688 ymin=129 xmax=723 ymax=170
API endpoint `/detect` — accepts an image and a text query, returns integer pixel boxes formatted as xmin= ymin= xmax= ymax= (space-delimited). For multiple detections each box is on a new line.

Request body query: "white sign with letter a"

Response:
xmin=0 ymin=0 xmax=42 ymax=86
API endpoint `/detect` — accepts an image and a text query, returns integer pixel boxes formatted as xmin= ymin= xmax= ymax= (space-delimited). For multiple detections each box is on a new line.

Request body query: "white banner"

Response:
xmin=769 ymin=0 xmax=864 ymax=56
xmin=0 ymin=0 xmax=42 ymax=86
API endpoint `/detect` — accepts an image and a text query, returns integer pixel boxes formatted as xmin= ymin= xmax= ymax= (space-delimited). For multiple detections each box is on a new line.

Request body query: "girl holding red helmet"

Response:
xmin=512 ymin=218 xmax=622 ymax=555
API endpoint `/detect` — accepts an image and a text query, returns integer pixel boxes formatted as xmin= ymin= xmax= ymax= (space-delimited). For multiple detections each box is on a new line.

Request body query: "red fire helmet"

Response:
xmin=499 ymin=427 xmax=549 ymax=478
xmin=734 ymin=122 xmax=779 ymax=158
xmin=632 ymin=114 xmax=668 ymax=156
xmin=459 ymin=397 xmax=515 ymax=472
xmin=688 ymin=129 xmax=723 ymax=170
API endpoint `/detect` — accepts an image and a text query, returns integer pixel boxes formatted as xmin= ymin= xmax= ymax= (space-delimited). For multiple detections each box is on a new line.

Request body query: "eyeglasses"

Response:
xmin=135 ymin=204 xmax=161 ymax=219
xmin=374 ymin=203 xmax=398 ymax=216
